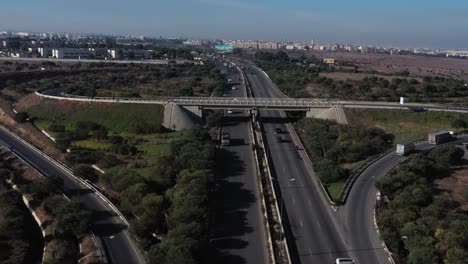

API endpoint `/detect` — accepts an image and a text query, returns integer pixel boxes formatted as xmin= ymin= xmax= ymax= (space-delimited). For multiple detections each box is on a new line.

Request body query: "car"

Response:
xmin=335 ymin=258 xmax=355 ymax=264
xmin=275 ymin=128 xmax=282 ymax=134
xmin=227 ymin=109 xmax=233 ymax=114
xmin=232 ymin=86 xmax=236 ymax=90
xmin=276 ymin=136 xmax=283 ymax=143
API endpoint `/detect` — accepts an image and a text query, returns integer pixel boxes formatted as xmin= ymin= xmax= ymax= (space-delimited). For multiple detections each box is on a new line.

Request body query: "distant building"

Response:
xmin=183 ymin=39 xmax=201 ymax=46
xmin=38 ymin=47 xmax=53 ymax=57
xmin=214 ymin=44 xmax=234 ymax=53
xmin=52 ymin=48 xmax=94 ymax=59
xmin=15 ymin=32 xmax=29 ymax=37
xmin=107 ymin=49 xmax=151 ymax=60
xmin=258 ymin=42 xmax=278 ymax=50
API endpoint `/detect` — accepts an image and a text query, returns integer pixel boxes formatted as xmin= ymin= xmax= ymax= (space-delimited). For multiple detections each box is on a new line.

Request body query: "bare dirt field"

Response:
xmin=314 ymin=52 xmax=468 ymax=79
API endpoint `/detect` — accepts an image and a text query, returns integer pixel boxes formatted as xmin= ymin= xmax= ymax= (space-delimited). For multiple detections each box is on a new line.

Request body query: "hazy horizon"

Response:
xmin=1 ymin=0 xmax=467 ymax=50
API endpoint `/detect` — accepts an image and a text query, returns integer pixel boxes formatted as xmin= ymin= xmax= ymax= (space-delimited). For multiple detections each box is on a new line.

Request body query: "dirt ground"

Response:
xmin=314 ymin=52 xmax=468 ymax=79
xmin=434 ymin=147 xmax=468 ymax=211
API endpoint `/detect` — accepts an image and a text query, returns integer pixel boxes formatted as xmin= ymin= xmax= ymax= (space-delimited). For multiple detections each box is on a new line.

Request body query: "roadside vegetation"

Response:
xmin=298 ymin=118 xmax=393 ymax=201
xmin=346 ymin=109 xmax=468 ymax=143
xmin=255 ymin=51 xmax=468 ymax=103
xmin=0 ymin=190 xmax=43 ymax=264
xmin=19 ymin=94 xmax=219 ymax=263
xmin=0 ymin=149 xmax=93 ymax=264
xmin=1 ymin=60 xmax=225 ymax=99
xmin=375 ymin=145 xmax=468 ymax=264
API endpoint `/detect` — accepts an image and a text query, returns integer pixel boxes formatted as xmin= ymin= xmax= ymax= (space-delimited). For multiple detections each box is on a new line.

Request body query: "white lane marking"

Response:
xmin=300 ymin=219 xmax=304 ymax=227
xmin=331 ymin=205 xmax=338 ymax=212
xmin=309 ymin=248 xmax=312 ymax=255
xmin=292 ymin=198 xmax=296 ymax=205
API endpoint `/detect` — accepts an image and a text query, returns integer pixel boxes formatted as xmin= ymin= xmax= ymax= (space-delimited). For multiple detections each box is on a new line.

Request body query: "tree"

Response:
xmin=429 ymin=145 xmax=465 ymax=166
xmin=73 ymin=164 xmax=97 ymax=181
xmin=444 ymin=247 xmax=468 ymax=264
xmin=315 ymin=159 xmax=347 ymax=184
xmin=14 ymin=112 xmax=29 ymax=123
xmin=407 ymin=246 xmax=438 ymax=264
xmin=451 ymin=118 xmax=467 ymax=130
xmin=56 ymin=201 xmax=92 ymax=236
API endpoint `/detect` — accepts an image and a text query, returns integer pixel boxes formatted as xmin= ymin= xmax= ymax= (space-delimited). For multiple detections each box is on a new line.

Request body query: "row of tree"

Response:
xmin=375 ymin=145 xmax=467 ymax=264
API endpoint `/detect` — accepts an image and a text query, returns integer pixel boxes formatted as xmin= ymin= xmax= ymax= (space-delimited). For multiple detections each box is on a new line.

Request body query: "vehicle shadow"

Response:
xmin=209 ymin=147 xmax=256 ymax=264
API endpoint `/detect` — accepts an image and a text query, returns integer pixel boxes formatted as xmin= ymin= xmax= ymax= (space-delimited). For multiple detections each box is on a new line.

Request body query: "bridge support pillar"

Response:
xmin=306 ymin=107 xmax=348 ymax=125
xmin=163 ymin=103 xmax=203 ymax=131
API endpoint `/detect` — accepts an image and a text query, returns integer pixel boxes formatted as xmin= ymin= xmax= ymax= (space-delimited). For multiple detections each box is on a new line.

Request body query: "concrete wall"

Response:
xmin=306 ymin=106 xmax=348 ymax=125
xmin=163 ymin=103 xmax=203 ymax=131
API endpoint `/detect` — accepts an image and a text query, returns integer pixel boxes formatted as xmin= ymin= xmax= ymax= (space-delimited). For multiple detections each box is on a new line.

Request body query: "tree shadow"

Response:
xmin=210 ymin=146 xmax=257 ymax=263
xmin=92 ymin=222 xmax=127 ymax=237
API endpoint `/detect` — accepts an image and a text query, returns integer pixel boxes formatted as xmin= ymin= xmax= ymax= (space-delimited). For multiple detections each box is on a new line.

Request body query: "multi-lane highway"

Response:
xmin=211 ymin=64 xmax=269 ymax=264
xmin=243 ymin=64 xmax=352 ymax=263
xmin=0 ymin=127 xmax=144 ymax=264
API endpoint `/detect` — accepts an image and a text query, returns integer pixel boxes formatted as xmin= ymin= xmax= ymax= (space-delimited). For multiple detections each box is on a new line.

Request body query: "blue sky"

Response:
xmin=1 ymin=0 xmax=467 ymax=49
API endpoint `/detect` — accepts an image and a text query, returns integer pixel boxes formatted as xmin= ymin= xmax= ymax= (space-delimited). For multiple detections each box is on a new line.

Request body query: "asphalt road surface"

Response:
xmin=341 ymin=136 xmax=468 ymax=264
xmin=0 ymin=127 xmax=144 ymax=264
xmin=243 ymin=64 xmax=351 ymax=263
xmin=210 ymin=63 xmax=268 ymax=264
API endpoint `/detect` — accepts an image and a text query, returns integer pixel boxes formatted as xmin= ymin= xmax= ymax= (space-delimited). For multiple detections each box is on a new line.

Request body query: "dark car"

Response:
xmin=275 ymin=128 xmax=282 ymax=134
xmin=276 ymin=136 xmax=283 ymax=143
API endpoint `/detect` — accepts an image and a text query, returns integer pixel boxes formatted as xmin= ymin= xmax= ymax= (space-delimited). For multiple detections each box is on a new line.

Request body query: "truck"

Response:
xmin=428 ymin=131 xmax=452 ymax=145
xmin=221 ymin=133 xmax=230 ymax=146
xmin=396 ymin=142 xmax=415 ymax=156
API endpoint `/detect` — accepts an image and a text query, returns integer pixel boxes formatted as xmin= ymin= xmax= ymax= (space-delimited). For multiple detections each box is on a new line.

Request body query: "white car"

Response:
xmin=336 ymin=258 xmax=355 ymax=264
xmin=227 ymin=109 xmax=233 ymax=114
xmin=232 ymin=86 xmax=236 ymax=90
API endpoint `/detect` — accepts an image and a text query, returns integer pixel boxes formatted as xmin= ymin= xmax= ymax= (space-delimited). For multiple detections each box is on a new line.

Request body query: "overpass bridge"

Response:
xmin=36 ymin=88 xmax=468 ymax=130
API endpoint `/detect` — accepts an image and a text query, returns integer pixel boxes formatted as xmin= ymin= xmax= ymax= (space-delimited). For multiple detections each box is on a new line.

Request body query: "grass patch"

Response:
xmin=346 ymin=108 xmax=468 ymax=143
xmin=325 ymin=180 xmax=347 ymax=202
xmin=72 ymin=140 xmax=112 ymax=151
xmin=137 ymin=143 xmax=170 ymax=156
xmin=27 ymin=99 xmax=164 ymax=134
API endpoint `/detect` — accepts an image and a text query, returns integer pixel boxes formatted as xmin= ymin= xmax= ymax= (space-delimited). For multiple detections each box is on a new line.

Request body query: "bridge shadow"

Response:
xmin=210 ymin=146 xmax=256 ymax=264
xmin=260 ymin=116 xmax=290 ymax=124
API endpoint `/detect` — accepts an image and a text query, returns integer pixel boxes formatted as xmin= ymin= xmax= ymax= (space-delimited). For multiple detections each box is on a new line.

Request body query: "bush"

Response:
xmin=47 ymin=123 xmax=65 ymax=132
xmin=14 ymin=112 xmax=29 ymax=123
xmin=315 ymin=159 xmax=347 ymax=184
xmin=73 ymin=164 xmax=97 ymax=182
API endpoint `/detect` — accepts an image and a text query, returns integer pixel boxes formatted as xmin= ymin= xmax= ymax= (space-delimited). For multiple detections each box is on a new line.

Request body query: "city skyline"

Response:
xmin=1 ymin=0 xmax=468 ymax=49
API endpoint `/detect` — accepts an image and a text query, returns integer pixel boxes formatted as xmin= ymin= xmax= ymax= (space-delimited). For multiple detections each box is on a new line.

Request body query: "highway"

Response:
xmin=244 ymin=64 xmax=351 ymax=263
xmin=341 ymin=136 xmax=468 ymax=264
xmin=211 ymin=64 xmax=269 ymax=264
xmin=0 ymin=127 xmax=144 ymax=264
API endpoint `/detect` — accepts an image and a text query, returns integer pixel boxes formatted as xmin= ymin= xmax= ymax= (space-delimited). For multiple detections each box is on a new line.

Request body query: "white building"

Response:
xmin=52 ymin=48 xmax=94 ymax=59
xmin=38 ymin=47 xmax=53 ymax=57
xmin=107 ymin=49 xmax=151 ymax=60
